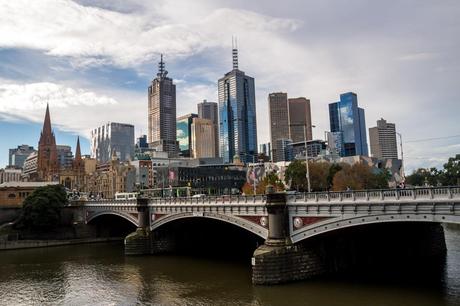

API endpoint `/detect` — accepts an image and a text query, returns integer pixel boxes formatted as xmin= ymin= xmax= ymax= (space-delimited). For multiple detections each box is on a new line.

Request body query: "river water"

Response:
xmin=0 ymin=226 xmax=459 ymax=306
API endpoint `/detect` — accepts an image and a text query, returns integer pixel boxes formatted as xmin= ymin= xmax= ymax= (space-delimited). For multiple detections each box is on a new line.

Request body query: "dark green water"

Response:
xmin=0 ymin=226 xmax=459 ymax=306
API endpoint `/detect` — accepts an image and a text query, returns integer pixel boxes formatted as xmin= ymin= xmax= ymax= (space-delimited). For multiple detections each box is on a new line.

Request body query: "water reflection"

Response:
xmin=0 ymin=226 xmax=459 ymax=305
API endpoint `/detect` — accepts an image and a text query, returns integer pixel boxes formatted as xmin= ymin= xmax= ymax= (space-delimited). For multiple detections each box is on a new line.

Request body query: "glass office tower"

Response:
xmin=218 ymin=46 xmax=257 ymax=164
xmin=329 ymin=92 xmax=368 ymax=156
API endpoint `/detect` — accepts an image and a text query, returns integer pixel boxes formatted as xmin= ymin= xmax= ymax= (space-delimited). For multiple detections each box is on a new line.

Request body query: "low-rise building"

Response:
xmin=0 ymin=181 xmax=59 ymax=206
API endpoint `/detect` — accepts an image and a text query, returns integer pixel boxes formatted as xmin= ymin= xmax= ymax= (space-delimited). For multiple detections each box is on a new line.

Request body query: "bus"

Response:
xmin=114 ymin=192 xmax=139 ymax=200
xmin=140 ymin=187 xmax=192 ymax=198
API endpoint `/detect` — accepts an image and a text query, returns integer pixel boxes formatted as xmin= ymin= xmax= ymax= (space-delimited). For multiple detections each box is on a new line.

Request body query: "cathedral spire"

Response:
xmin=42 ymin=103 xmax=52 ymax=136
xmin=75 ymin=136 xmax=82 ymax=161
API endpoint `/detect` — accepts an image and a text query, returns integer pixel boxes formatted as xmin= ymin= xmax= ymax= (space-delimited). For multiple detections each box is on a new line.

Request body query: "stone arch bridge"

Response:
xmin=72 ymin=186 xmax=460 ymax=284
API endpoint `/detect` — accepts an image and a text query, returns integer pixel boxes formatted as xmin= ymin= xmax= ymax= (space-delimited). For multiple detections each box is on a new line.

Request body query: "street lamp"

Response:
xmin=291 ymin=123 xmax=316 ymax=193
xmin=396 ymin=132 xmax=405 ymax=182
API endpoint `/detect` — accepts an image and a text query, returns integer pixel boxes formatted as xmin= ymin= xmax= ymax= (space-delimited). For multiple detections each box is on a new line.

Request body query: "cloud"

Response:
xmin=0 ymin=0 xmax=300 ymax=68
xmin=0 ymin=0 xmax=459 ymax=173
xmin=0 ymin=81 xmax=128 ymax=136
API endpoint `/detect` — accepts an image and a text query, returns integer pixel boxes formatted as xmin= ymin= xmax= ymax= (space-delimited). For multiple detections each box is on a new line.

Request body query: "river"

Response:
xmin=0 ymin=225 xmax=459 ymax=306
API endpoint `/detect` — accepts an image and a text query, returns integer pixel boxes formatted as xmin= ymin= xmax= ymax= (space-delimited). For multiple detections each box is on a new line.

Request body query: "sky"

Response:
xmin=0 ymin=0 xmax=459 ymax=172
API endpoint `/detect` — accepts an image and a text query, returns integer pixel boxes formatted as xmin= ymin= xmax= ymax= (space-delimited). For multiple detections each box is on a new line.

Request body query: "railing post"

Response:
xmin=429 ymin=188 xmax=434 ymax=199
xmin=448 ymin=187 xmax=453 ymax=199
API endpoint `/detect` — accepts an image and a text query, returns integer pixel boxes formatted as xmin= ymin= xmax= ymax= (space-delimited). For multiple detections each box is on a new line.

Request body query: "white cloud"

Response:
xmin=0 ymin=0 xmax=459 ymax=172
xmin=0 ymin=0 xmax=300 ymax=68
xmin=0 ymin=81 xmax=134 ymax=137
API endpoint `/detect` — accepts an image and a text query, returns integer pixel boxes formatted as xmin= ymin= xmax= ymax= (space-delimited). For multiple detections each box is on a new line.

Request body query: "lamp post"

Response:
xmin=291 ymin=123 xmax=315 ymax=192
xmin=396 ymin=132 xmax=405 ymax=182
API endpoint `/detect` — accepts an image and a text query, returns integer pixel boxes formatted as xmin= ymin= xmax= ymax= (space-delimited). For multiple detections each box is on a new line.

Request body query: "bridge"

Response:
xmin=73 ymin=186 xmax=460 ymax=285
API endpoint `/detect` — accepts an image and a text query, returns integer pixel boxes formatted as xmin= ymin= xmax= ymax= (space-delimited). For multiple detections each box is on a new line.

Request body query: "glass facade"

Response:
xmin=218 ymin=69 xmax=257 ymax=164
xmin=176 ymin=114 xmax=198 ymax=157
xmin=329 ymin=92 xmax=368 ymax=157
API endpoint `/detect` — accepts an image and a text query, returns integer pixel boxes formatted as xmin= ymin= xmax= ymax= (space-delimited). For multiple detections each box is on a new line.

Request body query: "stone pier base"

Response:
xmin=124 ymin=228 xmax=151 ymax=255
xmin=252 ymin=243 xmax=326 ymax=285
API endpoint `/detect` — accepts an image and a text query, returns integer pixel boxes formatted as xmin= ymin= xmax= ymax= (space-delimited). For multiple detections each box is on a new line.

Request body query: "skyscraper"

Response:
xmin=218 ymin=43 xmax=257 ymax=164
xmin=90 ymin=122 xmax=135 ymax=163
xmin=191 ymin=118 xmax=216 ymax=158
xmin=369 ymin=118 xmax=398 ymax=159
xmin=269 ymin=92 xmax=289 ymax=162
xmin=148 ymin=54 xmax=178 ymax=157
xmin=197 ymin=99 xmax=219 ymax=157
xmin=177 ymin=113 xmax=198 ymax=157
xmin=268 ymin=93 xmax=313 ymax=162
xmin=9 ymin=145 xmax=35 ymax=168
xmin=288 ymin=97 xmax=312 ymax=143
xmin=329 ymin=92 xmax=368 ymax=156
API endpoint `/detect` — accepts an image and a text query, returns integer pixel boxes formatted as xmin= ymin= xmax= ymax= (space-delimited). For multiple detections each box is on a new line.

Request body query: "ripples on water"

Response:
xmin=0 ymin=226 xmax=459 ymax=306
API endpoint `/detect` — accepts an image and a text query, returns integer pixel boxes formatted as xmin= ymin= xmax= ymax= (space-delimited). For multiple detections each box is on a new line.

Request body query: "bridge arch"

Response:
xmin=150 ymin=212 xmax=268 ymax=239
xmin=86 ymin=210 xmax=139 ymax=227
xmin=291 ymin=212 xmax=460 ymax=244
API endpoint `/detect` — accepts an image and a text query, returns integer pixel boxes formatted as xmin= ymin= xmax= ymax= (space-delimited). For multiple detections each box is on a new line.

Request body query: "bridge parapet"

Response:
xmin=148 ymin=194 xmax=267 ymax=205
xmin=288 ymin=186 xmax=460 ymax=204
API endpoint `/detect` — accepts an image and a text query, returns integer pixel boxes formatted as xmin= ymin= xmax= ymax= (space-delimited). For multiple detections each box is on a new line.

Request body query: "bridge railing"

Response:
xmin=148 ymin=194 xmax=267 ymax=205
xmin=290 ymin=186 xmax=460 ymax=203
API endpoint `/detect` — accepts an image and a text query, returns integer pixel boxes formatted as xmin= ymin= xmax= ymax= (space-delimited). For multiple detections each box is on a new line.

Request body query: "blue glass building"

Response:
xmin=218 ymin=47 xmax=257 ymax=164
xmin=329 ymin=92 xmax=368 ymax=156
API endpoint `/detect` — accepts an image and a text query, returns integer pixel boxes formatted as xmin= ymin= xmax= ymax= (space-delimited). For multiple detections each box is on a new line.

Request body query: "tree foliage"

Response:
xmin=332 ymin=163 xmax=389 ymax=191
xmin=406 ymin=154 xmax=460 ymax=187
xmin=242 ymin=172 xmax=285 ymax=194
xmin=20 ymin=185 xmax=68 ymax=230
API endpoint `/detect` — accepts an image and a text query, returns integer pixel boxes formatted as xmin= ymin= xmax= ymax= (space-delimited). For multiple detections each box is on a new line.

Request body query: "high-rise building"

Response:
xmin=37 ymin=104 xmax=59 ymax=181
xmin=148 ymin=55 xmax=178 ymax=156
xmin=259 ymin=143 xmax=271 ymax=160
xmin=136 ymin=135 xmax=148 ymax=149
xmin=197 ymin=99 xmax=219 ymax=157
xmin=269 ymin=92 xmax=290 ymax=162
xmin=191 ymin=118 xmax=216 ymax=158
xmin=56 ymin=145 xmax=74 ymax=169
xmin=329 ymin=92 xmax=368 ymax=156
xmin=90 ymin=122 xmax=135 ymax=163
xmin=274 ymin=138 xmax=293 ymax=162
xmin=369 ymin=118 xmax=398 ymax=159
xmin=177 ymin=113 xmax=198 ymax=157
xmin=288 ymin=97 xmax=313 ymax=143
xmin=9 ymin=145 xmax=36 ymax=168
xmin=268 ymin=93 xmax=313 ymax=162
xmin=218 ymin=43 xmax=257 ymax=164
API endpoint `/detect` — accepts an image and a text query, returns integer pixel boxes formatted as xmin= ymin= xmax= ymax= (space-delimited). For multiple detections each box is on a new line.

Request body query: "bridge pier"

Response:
xmin=252 ymin=187 xmax=326 ymax=285
xmin=125 ymin=197 xmax=152 ymax=255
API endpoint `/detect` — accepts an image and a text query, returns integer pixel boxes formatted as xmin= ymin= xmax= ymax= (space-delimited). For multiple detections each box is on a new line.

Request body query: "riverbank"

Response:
xmin=0 ymin=237 xmax=123 ymax=251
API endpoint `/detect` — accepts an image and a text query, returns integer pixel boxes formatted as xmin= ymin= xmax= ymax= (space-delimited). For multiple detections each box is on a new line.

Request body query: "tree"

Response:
xmin=285 ymin=160 xmax=307 ymax=191
xmin=308 ymin=162 xmax=330 ymax=191
xmin=20 ymin=184 xmax=68 ymax=231
xmin=332 ymin=163 xmax=390 ymax=191
xmin=442 ymin=154 xmax=460 ymax=186
xmin=406 ymin=167 xmax=442 ymax=187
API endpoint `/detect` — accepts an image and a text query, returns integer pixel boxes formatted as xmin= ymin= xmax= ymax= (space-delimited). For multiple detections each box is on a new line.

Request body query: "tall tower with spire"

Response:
xmin=148 ymin=54 xmax=178 ymax=156
xmin=218 ymin=39 xmax=258 ymax=164
xmin=37 ymin=104 xmax=59 ymax=181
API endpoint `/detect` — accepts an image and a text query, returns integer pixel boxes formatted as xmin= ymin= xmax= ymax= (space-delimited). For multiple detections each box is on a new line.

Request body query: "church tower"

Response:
xmin=37 ymin=104 xmax=59 ymax=181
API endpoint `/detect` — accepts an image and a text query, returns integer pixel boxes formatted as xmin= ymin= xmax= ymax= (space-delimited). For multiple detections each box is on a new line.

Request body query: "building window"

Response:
xmin=8 ymin=193 xmax=16 ymax=198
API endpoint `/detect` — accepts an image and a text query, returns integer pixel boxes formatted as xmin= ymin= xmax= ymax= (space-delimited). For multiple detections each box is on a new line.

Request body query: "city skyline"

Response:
xmin=0 ymin=1 xmax=459 ymax=172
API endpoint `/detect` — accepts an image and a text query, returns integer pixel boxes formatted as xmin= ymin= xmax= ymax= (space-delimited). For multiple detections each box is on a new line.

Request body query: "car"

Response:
xmin=192 ymin=194 xmax=206 ymax=198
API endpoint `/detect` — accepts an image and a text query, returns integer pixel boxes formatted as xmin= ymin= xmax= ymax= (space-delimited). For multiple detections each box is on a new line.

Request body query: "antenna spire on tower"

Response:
xmin=232 ymin=36 xmax=239 ymax=70
xmin=157 ymin=53 xmax=168 ymax=78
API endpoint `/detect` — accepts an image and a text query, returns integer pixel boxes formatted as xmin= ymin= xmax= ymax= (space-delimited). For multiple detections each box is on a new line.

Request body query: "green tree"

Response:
xmin=285 ymin=160 xmax=307 ymax=191
xmin=442 ymin=154 xmax=460 ymax=186
xmin=406 ymin=168 xmax=442 ymax=187
xmin=20 ymin=185 xmax=68 ymax=231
